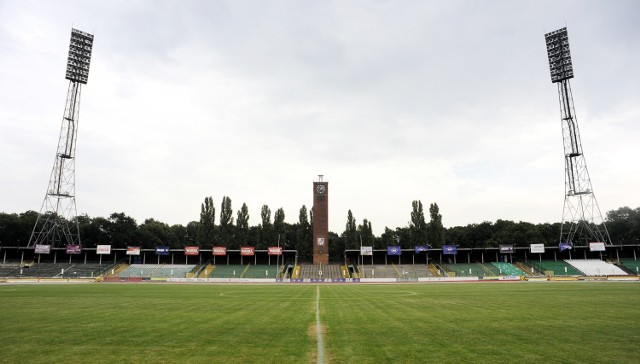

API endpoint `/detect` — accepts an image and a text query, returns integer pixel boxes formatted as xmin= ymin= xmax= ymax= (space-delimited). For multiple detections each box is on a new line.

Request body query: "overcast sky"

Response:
xmin=1 ymin=0 xmax=639 ymax=235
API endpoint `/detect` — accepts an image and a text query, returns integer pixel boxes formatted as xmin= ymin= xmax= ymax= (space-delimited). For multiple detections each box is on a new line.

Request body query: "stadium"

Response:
xmin=2 ymin=233 xmax=640 ymax=363
xmin=2 ymin=2 xmax=640 ymax=363
xmin=1 ymin=245 xmax=639 ymax=363
xmin=1 ymin=243 xmax=640 ymax=283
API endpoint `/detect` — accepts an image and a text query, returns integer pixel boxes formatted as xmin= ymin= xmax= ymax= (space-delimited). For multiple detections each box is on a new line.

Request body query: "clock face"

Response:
xmin=316 ymin=184 xmax=326 ymax=195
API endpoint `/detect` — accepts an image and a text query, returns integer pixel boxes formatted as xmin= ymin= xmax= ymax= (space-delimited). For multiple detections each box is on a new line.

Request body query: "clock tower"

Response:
xmin=312 ymin=175 xmax=329 ymax=265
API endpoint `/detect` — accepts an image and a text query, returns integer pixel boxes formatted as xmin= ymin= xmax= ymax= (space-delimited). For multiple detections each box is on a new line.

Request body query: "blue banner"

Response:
xmin=559 ymin=242 xmax=573 ymax=252
xmin=156 ymin=246 xmax=170 ymax=255
xmin=499 ymin=244 xmax=514 ymax=253
xmin=415 ymin=245 xmax=429 ymax=253
xmin=387 ymin=246 xmax=401 ymax=255
xmin=443 ymin=245 xmax=457 ymax=255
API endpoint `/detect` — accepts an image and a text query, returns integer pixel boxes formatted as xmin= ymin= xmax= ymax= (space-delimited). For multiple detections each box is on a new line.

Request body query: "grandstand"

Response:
xmin=444 ymin=263 xmax=500 ymax=277
xmin=242 ymin=265 xmax=281 ymax=278
xmin=1 ymin=256 xmax=637 ymax=282
xmin=360 ymin=265 xmax=397 ymax=278
xmin=618 ymin=259 xmax=640 ymax=275
xmin=117 ymin=264 xmax=196 ymax=278
xmin=208 ymin=265 xmax=245 ymax=278
xmin=299 ymin=264 xmax=342 ymax=279
xmin=0 ymin=262 xmax=112 ymax=278
xmin=395 ymin=265 xmax=432 ymax=278
xmin=530 ymin=260 xmax=583 ymax=276
xmin=514 ymin=261 xmax=540 ymax=276
xmin=357 ymin=264 xmax=432 ymax=278
xmin=491 ymin=262 xmax=525 ymax=276
xmin=0 ymin=264 xmax=21 ymax=277
xmin=565 ymin=259 xmax=627 ymax=276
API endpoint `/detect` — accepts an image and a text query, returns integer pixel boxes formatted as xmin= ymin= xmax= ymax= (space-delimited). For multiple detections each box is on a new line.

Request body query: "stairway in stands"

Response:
xmin=299 ymin=264 xmax=342 ymax=279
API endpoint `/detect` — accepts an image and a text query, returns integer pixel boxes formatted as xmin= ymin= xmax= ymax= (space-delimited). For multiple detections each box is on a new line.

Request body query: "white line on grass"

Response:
xmin=316 ymin=285 xmax=325 ymax=364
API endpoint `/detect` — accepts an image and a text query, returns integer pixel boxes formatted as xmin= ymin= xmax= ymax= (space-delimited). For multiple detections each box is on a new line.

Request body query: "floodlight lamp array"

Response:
xmin=65 ymin=28 xmax=94 ymax=84
xmin=545 ymin=27 xmax=573 ymax=83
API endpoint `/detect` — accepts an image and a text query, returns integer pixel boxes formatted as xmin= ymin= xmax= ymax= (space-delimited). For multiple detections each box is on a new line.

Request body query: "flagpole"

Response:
xmin=277 ymin=234 xmax=280 ymax=279
xmin=359 ymin=233 xmax=363 ymax=270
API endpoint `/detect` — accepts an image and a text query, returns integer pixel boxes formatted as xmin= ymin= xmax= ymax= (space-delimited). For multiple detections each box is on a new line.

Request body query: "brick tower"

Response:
xmin=312 ymin=175 xmax=329 ymax=264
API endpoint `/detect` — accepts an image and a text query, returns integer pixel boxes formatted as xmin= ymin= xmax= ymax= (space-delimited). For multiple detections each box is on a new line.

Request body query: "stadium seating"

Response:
xmin=0 ymin=263 xmax=113 ymax=278
xmin=194 ymin=263 xmax=213 ymax=278
xmin=361 ymin=265 xmax=398 ymax=278
xmin=428 ymin=263 xmax=446 ymax=276
xmin=298 ymin=264 xmax=342 ymax=279
xmin=0 ymin=265 xmax=21 ymax=277
xmin=395 ymin=265 xmax=432 ymax=278
xmin=530 ymin=260 xmax=583 ymax=276
xmin=491 ymin=262 xmax=525 ymax=276
xmin=118 ymin=264 xmax=196 ymax=278
xmin=326 ymin=264 xmax=341 ymax=279
xmin=242 ymin=265 xmax=281 ymax=278
xmin=515 ymin=262 xmax=540 ymax=275
xmin=565 ymin=259 xmax=627 ymax=276
xmin=444 ymin=263 xmax=500 ymax=277
xmin=208 ymin=265 xmax=245 ymax=278
xmin=618 ymin=259 xmax=640 ymax=275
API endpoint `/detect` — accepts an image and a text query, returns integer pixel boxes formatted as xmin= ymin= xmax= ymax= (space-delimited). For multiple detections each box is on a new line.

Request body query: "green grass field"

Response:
xmin=1 ymin=282 xmax=638 ymax=363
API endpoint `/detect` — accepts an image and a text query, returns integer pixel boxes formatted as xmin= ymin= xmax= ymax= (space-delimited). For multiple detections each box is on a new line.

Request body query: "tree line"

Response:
xmin=1 ymin=199 xmax=638 ymax=261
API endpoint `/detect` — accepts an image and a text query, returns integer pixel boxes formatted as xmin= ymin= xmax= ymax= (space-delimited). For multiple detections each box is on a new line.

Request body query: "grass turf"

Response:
xmin=0 ymin=282 xmax=638 ymax=363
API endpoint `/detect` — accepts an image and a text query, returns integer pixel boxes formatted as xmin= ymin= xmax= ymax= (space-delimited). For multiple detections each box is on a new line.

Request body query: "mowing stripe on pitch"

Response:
xmin=316 ymin=285 xmax=325 ymax=364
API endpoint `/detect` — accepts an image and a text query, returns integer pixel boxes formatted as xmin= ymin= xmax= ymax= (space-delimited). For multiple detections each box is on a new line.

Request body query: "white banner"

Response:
xmin=126 ymin=247 xmax=141 ymax=255
xmin=530 ymin=244 xmax=545 ymax=253
xmin=96 ymin=245 xmax=111 ymax=255
xmin=589 ymin=242 xmax=606 ymax=252
xmin=240 ymin=247 xmax=255 ymax=256
xmin=34 ymin=244 xmax=51 ymax=254
xmin=360 ymin=246 xmax=373 ymax=256
xmin=184 ymin=246 xmax=200 ymax=256
xmin=268 ymin=247 xmax=282 ymax=255
xmin=212 ymin=246 xmax=227 ymax=256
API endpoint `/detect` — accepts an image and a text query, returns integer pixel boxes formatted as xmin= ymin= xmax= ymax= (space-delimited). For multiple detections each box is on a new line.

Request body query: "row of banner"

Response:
xmin=33 ymin=242 xmax=607 ymax=256
xmin=33 ymin=245 xmax=283 ymax=256
xmin=363 ymin=242 xmax=607 ymax=255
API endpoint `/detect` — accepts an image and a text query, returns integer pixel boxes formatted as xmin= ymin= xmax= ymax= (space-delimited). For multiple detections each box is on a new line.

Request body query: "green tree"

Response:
xmin=296 ymin=205 xmax=312 ymax=261
xmin=169 ymin=224 xmax=187 ymax=248
xmin=219 ymin=196 xmax=234 ymax=246
xmin=107 ymin=212 xmax=138 ymax=248
xmin=0 ymin=211 xmax=38 ymax=247
xmin=236 ymin=203 xmax=250 ymax=246
xmin=259 ymin=204 xmax=272 ymax=249
xmin=198 ymin=196 xmax=215 ymax=244
xmin=185 ymin=221 xmax=200 ymax=246
xmin=261 ymin=205 xmax=271 ymax=227
xmin=329 ymin=231 xmax=344 ymax=260
xmin=342 ymin=210 xmax=358 ymax=250
xmin=357 ymin=218 xmax=374 ymax=247
xmin=89 ymin=216 xmax=111 ymax=246
xmin=409 ymin=200 xmax=428 ymax=245
xmin=427 ymin=203 xmax=444 ymax=247
xmin=395 ymin=227 xmax=411 ymax=248
xmin=379 ymin=227 xmax=396 ymax=249
xmin=138 ymin=218 xmax=172 ymax=248
xmin=274 ymin=208 xmax=286 ymax=241
xmin=606 ymin=206 xmax=639 ymax=244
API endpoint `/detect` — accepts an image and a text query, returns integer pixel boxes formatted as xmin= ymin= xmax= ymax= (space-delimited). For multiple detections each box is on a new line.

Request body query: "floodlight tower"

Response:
xmin=28 ymin=28 xmax=94 ymax=248
xmin=544 ymin=27 xmax=611 ymax=245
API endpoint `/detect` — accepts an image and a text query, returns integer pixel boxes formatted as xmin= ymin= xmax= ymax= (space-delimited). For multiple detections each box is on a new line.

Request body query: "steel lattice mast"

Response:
xmin=544 ymin=27 xmax=611 ymax=246
xmin=28 ymin=28 xmax=94 ymax=248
